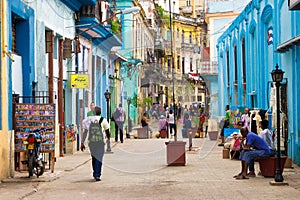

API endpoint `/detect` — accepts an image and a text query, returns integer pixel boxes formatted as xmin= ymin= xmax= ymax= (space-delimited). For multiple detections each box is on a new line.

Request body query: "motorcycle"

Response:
xmin=22 ymin=132 xmax=45 ymax=177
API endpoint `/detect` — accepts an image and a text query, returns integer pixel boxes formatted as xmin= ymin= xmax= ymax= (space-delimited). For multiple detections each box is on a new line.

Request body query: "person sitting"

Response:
xmin=158 ymin=115 xmax=168 ymax=138
xmin=233 ymin=127 xmax=271 ymax=180
xmin=247 ymin=119 xmax=276 ymax=177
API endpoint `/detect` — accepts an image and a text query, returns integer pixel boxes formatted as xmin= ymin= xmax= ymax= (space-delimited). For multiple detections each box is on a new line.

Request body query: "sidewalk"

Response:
xmin=1 ymin=123 xmax=300 ymax=199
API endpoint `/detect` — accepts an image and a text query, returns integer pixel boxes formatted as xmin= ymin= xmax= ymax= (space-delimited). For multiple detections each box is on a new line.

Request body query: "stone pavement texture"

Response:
xmin=1 ymin=120 xmax=300 ymax=199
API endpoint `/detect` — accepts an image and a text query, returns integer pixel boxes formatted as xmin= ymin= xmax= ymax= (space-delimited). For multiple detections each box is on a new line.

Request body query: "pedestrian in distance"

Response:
xmin=81 ymin=106 xmax=110 ymax=181
xmin=141 ymin=112 xmax=153 ymax=134
xmin=158 ymin=115 xmax=168 ymax=138
xmin=219 ymin=105 xmax=231 ymax=146
xmin=167 ymin=110 xmax=176 ymax=139
xmin=87 ymin=102 xmax=95 ymax=117
xmin=113 ymin=103 xmax=126 ymax=143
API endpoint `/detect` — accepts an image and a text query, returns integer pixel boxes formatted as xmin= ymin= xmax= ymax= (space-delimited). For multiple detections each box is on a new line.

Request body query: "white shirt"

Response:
xmin=168 ymin=113 xmax=175 ymax=124
xmin=82 ymin=116 xmax=110 ymax=143
xmin=259 ymin=129 xmax=275 ymax=150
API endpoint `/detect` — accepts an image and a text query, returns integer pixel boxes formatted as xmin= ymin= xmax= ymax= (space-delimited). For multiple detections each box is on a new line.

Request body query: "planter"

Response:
xmin=165 ymin=141 xmax=186 ymax=166
xmin=136 ymin=127 xmax=148 ymax=139
xmin=160 ymin=130 xmax=167 ymax=138
xmin=284 ymin=157 xmax=293 ymax=168
xmin=208 ymin=131 xmax=218 ymax=140
xmin=66 ymin=140 xmax=77 ymax=154
xmin=258 ymin=156 xmax=287 ymax=177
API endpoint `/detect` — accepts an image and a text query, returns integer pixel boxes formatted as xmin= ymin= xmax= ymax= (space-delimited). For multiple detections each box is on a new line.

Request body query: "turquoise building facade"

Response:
xmin=216 ymin=0 xmax=300 ymax=165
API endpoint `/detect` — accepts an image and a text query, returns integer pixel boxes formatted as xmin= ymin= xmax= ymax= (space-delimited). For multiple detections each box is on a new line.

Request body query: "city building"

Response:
xmin=217 ymin=0 xmax=300 ymax=165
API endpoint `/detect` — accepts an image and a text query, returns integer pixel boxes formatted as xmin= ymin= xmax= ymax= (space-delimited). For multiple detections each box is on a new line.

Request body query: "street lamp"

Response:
xmin=104 ymin=89 xmax=112 ymax=152
xmin=127 ymin=97 xmax=131 ymax=138
xmin=168 ymin=0 xmax=177 ymax=141
xmin=271 ymin=64 xmax=285 ymax=182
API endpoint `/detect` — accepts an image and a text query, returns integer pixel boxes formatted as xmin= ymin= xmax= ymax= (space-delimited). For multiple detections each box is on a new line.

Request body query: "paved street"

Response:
xmin=1 ymin=120 xmax=300 ymax=199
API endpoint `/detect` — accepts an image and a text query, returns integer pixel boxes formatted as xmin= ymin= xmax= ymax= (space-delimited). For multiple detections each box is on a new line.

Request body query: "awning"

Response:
xmin=109 ymin=47 xmax=127 ymax=62
xmin=141 ymin=78 xmax=150 ymax=88
xmin=276 ymin=34 xmax=300 ymax=53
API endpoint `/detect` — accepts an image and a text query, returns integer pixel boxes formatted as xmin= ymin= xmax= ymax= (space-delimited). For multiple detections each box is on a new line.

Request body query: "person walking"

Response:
xmin=113 ymin=103 xmax=126 ymax=143
xmin=168 ymin=110 xmax=176 ymax=139
xmin=219 ymin=105 xmax=231 ymax=146
xmin=81 ymin=106 xmax=110 ymax=181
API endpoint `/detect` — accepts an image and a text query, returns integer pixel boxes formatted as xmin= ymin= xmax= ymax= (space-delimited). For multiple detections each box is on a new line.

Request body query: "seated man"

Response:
xmin=234 ymin=127 xmax=271 ymax=180
xmin=158 ymin=115 xmax=168 ymax=138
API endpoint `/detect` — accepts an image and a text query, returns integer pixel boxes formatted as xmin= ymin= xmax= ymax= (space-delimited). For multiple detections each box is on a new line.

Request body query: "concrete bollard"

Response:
xmin=188 ymin=130 xmax=193 ymax=151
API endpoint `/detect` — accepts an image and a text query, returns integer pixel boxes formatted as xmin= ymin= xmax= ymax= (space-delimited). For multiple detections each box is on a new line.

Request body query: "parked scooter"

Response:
xmin=22 ymin=132 xmax=45 ymax=177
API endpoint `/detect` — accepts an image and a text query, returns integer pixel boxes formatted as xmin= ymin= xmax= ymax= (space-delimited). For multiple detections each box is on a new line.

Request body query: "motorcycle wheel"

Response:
xmin=28 ymin=155 xmax=34 ymax=177
xmin=35 ymin=160 xmax=45 ymax=177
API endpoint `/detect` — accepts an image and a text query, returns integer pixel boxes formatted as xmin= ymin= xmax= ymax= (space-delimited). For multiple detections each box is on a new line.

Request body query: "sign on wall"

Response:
xmin=70 ymin=74 xmax=89 ymax=88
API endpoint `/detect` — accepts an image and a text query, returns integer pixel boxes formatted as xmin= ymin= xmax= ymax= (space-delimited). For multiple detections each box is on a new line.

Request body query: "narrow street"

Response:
xmin=1 ymin=130 xmax=300 ymax=200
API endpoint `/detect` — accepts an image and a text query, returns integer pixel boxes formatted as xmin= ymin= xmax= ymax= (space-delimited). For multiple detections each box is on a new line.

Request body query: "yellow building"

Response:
xmin=0 ymin=0 xmax=14 ymax=180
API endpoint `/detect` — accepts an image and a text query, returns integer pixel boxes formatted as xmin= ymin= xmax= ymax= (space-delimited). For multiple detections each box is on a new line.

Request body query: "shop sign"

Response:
xmin=289 ymin=0 xmax=300 ymax=10
xmin=70 ymin=74 xmax=89 ymax=88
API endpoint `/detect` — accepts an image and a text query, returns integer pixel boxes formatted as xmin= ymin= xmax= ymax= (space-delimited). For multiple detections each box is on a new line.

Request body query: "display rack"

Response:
xmin=14 ymin=103 xmax=56 ymax=172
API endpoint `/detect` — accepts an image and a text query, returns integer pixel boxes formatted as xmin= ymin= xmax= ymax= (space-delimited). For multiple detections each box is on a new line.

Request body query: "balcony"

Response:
xmin=180 ymin=6 xmax=193 ymax=15
xmin=199 ymin=61 xmax=218 ymax=76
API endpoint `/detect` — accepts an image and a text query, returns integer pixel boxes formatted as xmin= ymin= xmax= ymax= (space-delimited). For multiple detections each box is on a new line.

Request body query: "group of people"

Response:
xmin=142 ymin=109 xmax=177 ymax=138
xmin=220 ymin=105 xmax=276 ymax=180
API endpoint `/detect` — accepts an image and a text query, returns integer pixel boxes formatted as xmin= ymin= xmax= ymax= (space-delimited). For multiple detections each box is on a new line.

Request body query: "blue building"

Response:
xmin=217 ymin=0 xmax=300 ymax=165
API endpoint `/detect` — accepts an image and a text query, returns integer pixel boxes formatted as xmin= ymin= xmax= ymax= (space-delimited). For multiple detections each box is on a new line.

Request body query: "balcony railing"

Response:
xmin=180 ymin=6 xmax=193 ymax=14
xmin=199 ymin=61 xmax=218 ymax=75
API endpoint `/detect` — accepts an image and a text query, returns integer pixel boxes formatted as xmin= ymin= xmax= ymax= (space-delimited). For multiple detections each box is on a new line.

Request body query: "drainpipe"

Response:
xmin=58 ymin=39 xmax=64 ymax=157
xmin=1 ymin=0 xmax=8 ymax=131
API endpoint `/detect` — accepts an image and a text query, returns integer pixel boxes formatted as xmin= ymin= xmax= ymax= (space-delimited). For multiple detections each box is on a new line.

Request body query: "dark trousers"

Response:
xmin=92 ymin=155 xmax=103 ymax=178
xmin=115 ymin=121 xmax=124 ymax=143
xmin=169 ymin=123 xmax=176 ymax=137
xmin=89 ymin=142 xmax=104 ymax=178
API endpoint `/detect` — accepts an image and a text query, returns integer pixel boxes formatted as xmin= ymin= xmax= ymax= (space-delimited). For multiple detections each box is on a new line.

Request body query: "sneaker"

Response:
xmin=247 ymin=171 xmax=256 ymax=177
xmin=95 ymin=177 xmax=101 ymax=181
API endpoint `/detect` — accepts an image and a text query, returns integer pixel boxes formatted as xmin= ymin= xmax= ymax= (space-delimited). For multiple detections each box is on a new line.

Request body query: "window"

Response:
xmin=197 ymin=96 xmax=202 ymax=102
xmin=190 ymin=58 xmax=193 ymax=72
xmin=189 ymin=32 xmax=192 ymax=43
xmin=234 ymin=44 xmax=237 ymax=84
xmin=182 ymin=30 xmax=185 ymax=43
xmin=177 ymin=56 xmax=180 ymax=70
xmin=191 ymin=96 xmax=196 ymax=102
xmin=102 ymin=59 xmax=106 ymax=73
xmin=184 ymin=95 xmax=189 ymax=101
xmin=182 ymin=57 xmax=185 ymax=74
xmin=242 ymin=37 xmax=246 ymax=105
xmin=186 ymin=0 xmax=191 ymax=6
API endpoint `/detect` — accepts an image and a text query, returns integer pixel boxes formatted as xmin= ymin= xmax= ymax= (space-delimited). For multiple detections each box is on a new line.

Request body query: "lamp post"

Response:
xmin=127 ymin=97 xmax=131 ymax=138
xmin=104 ymin=89 xmax=111 ymax=152
xmin=271 ymin=64 xmax=285 ymax=182
xmin=168 ymin=0 xmax=177 ymax=141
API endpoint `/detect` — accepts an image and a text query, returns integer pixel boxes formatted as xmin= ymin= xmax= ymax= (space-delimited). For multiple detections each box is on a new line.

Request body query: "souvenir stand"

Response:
xmin=14 ymin=103 xmax=56 ymax=173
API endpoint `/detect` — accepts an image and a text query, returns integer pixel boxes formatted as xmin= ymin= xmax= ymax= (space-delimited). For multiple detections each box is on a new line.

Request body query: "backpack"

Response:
xmin=232 ymin=138 xmax=241 ymax=151
xmin=113 ymin=108 xmax=122 ymax=120
xmin=88 ymin=117 xmax=104 ymax=144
